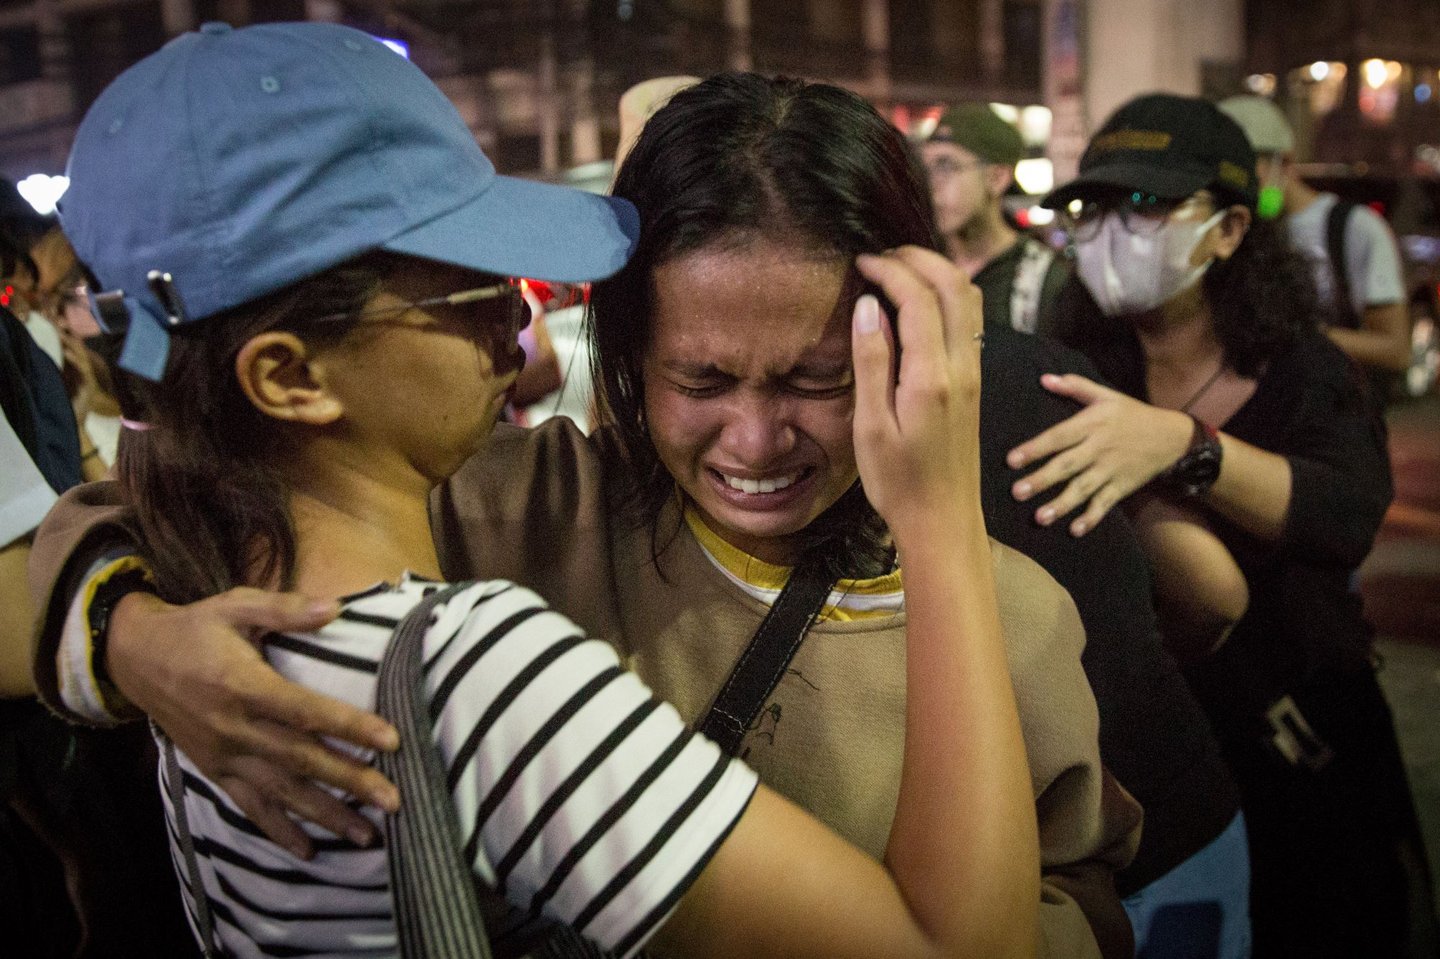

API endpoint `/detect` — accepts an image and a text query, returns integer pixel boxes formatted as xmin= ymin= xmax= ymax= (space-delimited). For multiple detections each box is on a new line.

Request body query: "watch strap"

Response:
xmin=1163 ymin=414 xmax=1223 ymax=498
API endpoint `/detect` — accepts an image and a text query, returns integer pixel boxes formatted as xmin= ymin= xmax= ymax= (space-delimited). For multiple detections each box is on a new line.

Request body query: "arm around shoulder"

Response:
xmin=26 ymin=478 xmax=135 ymax=719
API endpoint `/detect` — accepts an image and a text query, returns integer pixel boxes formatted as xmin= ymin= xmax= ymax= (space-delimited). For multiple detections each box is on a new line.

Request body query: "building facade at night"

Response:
xmin=0 ymin=0 xmax=1056 ymax=183
xmin=0 ymin=1 xmax=1433 ymax=193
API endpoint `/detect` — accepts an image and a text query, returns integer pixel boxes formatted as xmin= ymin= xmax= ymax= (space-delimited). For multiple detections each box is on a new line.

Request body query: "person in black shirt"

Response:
xmin=981 ymin=326 xmax=1250 ymax=959
xmin=1013 ymin=92 xmax=1431 ymax=958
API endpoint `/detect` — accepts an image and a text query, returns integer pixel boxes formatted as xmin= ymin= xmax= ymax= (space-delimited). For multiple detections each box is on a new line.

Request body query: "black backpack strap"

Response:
xmin=1326 ymin=199 xmax=1360 ymax=329
xmin=698 ymin=558 xmax=836 ymax=756
xmin=376 ymin=582 xmax=494 ymax=959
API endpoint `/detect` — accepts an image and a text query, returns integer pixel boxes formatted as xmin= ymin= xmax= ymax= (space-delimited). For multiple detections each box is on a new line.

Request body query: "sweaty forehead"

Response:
xmin=648 ymin=242 xmax=855 ymax=371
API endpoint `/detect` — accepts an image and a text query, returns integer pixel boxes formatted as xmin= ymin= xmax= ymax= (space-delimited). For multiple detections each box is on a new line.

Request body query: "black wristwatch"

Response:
xmin=1162 ymin=414 xmax=1223 ymax=498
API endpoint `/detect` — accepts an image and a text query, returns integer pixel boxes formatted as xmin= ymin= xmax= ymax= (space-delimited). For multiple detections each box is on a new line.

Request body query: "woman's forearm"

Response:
xmin=1129 ymin=493 xmax=1249 ymax=659
xmin=1201 ymin=433 xmax=1293 ymax=541
xmin=887 ymin=505 xmax=1039 ymax=959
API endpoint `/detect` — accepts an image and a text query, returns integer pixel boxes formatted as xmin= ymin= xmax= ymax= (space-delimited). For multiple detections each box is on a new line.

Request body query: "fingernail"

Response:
xmin=375 ymin=787 xmax=401 ymax=813
xmin=1038 ymin=507 xmax=1055 ymax=525
xmin=1014 ymin=481 xmax=1031 ymax=499
xmin=374 ymin=724 xmax=400 ymax=752
xmin=855 ymin=294 xmax=881 ymax=334
xmin=307 ymin=599 xmax=338 ymax=617
xmin=348 ymin=825 xmax=376 ymax=848
xmin=1008 ymin=451 xmax=1026 ymax=468
xmin=1071 ymin=520 xmax=1088 ymax=537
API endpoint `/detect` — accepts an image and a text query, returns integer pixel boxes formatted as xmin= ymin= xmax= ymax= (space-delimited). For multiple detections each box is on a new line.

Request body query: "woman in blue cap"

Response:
xmin=1008 ymin=92 xmax=1427 ymax=958
xmin=57 ymin=21 xmax=1038 ymax=959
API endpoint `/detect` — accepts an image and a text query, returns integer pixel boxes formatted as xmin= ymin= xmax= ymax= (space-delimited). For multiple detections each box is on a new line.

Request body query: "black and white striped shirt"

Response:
xmin=158 ymin=576 xmax=757 ymax=958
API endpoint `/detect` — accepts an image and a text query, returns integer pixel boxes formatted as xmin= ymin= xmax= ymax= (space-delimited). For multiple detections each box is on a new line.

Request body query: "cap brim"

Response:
xmin=1042 ymin=161 xmax=1212 ymax=209
xmin=384 ymin=174 xmax=639 ymax=283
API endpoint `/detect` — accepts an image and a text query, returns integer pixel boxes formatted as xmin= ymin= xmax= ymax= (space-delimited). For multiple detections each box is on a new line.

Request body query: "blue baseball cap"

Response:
xmin=61 ymin=21 xmax=639 ymax=380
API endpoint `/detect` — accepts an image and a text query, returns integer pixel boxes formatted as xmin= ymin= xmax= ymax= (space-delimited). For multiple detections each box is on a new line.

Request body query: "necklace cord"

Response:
xmin=1178 ymin=362 xmax=1228 ymax=415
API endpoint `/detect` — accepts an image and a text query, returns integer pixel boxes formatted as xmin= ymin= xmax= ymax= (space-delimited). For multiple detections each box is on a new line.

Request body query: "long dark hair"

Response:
xmin=590 ymin=72 xmax=939 ymax=578
xmin=1 ymin=182 xmax=52 ymax=286
xmin=1052 ymin=216 xmax=1319 ymax=388
xmin=114 ymin=252 xmax=398 ymax=604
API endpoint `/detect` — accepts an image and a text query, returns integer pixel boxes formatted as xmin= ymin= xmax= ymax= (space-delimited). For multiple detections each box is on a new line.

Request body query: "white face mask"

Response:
xmin=1074 ymin=209 xmax=1226 ymax=317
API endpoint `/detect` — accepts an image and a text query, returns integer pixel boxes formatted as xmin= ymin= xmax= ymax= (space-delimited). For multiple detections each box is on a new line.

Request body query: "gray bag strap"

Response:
xmin=162 ymin=725 xmax=220 ymax=958
xmin=163 ymin=583 xmax=610 ymax=958
xmin=159 ymin=584 xmax=492 ymax=959
xmin=376 ymin=582 xmax=494 ymax=959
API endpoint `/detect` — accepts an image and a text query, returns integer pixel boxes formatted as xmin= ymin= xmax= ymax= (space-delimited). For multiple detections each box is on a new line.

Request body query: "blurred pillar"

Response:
xmin=569 ymin=64 xmax=601 ymax=165
xmin=862 ymin=0 xmax=890 ymax=106
xmin=161 ymin=0 xmax=196 ymax=36
xmin=539 ymin=28 xmax=559 ymax=173
xmin=1043 ymin=0 xmax=1087 ymax=185
xmin=980 ymin=0 xmax=1005 ymax=84
xmin=34 ymin=0 xmax=71 ymax=170
xmin=565 ymin=0 xmax=600 ymax=166
xmin=1041 ymin=0 xmax=1243 ymax=183
xmin=929 ymin=0 xmax=978 ymax=77
xmin=34 ymin=0 xmax=68 ymax=85
xmin=725 ymin=0 xmax=752 ymax=71
xmin=1082 ymin=0 xmax=1242 ymax=128
xmin=304 ymin=0 xmax=343 ymax=23
xmin=216 ymin=0 xmax=252 ymax=26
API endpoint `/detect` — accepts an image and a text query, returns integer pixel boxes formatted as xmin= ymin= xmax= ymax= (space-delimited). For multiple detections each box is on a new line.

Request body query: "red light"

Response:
xmin=1368 ymin=201 xmax=1386 ymax=217
xmin=1014 ymin=208 xmax=1032 ymax=228
xmin=1 ymin=284 xmax=12 ymax=308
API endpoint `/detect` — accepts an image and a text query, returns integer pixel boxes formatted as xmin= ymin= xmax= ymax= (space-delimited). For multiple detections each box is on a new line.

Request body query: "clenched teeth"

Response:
xmin=722 ymin=472 xmax=799 ymax=495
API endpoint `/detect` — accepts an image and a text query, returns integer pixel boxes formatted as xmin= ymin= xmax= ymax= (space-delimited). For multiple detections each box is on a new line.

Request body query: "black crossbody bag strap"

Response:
xmin=698 ymin=558 xmax=837 ymax=756
xmin=1326 ymin=199 xmax=1359 ymax=328
xmin=376 ymin=582 xmax=494 ymax=959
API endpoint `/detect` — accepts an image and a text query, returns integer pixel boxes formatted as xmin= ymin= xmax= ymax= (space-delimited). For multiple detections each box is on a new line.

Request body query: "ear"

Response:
xmin=1210 ymin=205 xmax=1252 ymax=262
xmin=235 ymin=331 xmax=343 ymax=426
xmin=985 ymin=163 xmax=1016 ymax=198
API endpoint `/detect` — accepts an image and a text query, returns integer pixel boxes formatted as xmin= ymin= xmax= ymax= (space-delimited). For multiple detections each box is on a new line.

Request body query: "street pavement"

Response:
xmin=1362 ymin=391 xmax=1440 ymax=915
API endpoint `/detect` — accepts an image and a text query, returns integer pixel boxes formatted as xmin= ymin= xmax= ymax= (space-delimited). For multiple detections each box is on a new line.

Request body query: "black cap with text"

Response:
xmin=1043 ymin=93 xmax=1257 ymax=210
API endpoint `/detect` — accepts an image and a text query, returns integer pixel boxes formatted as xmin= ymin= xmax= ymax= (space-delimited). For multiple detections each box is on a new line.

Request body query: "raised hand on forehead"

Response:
xmin=850 ymin=246 xmax=986 ymax=535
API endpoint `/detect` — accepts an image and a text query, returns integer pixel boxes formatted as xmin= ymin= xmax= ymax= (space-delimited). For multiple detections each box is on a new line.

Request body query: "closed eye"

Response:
xmin=668 ymin=377 xmax=730 ymax=399
xmin=785 ymin=379 xmax=854 ymax=399
xmin=786 ymin=365 xmax=854 ymax=399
